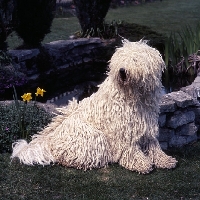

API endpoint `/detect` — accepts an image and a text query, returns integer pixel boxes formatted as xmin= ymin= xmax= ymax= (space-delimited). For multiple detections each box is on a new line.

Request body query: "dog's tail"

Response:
xmin=11 ymin=135 xmax=55 ymax=165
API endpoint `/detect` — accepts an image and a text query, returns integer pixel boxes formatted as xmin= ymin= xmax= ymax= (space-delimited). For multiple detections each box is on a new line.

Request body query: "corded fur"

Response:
xmin=11 ymin=40 xmax=177 ymax=174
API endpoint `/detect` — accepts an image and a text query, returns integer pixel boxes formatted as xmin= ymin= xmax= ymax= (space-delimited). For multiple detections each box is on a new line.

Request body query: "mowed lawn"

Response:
xmin=2 ymin=0 xmax=200 ymax=199
xmin=7 ymin=0 xmax=200 ymax=49
xmin=1 ymin=142 xmax=200 ymax=199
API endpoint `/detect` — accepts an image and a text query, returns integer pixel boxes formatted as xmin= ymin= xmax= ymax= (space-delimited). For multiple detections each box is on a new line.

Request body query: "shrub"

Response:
xmin=73 ymin=20 xmax=122 ymax=39
xmin=0 ymin=88 xmax=55 ymax=153
xmin=0 ymin=50 xmax=12 ymax=66
xmin=14 ymin=0 xmax=56 ymax=48
xmin=0 ymin=64 xmax=27 ymax=94
xmin=73 ymin=0 xmax=112 ymax=37
xmin=0 ymin=0 xmax=15 ymax=50
xmin=0 ymin=50 xmax=27 ymax=99
xmin=164 ymin=24 xmax=200 ymax=76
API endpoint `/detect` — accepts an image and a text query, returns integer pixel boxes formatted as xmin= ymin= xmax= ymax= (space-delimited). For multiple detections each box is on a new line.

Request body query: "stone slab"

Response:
xmin=167 ymin=110 xmax=195 ymax=129
xmin=175 ymin=122 xmax=197 ymax=136
xmin=169 ymin=135 xmax=197 ymax=147
xmin=158 ymin=114 xmax=166 ymax=127
xmin=159 ymin=96 xmax=176 ymax=113
xmin=165 ymin=91 xmax=194 ymax=108
xmin=9 ymin=49 xmax=39 ymax=62
xmin=159 ymin=142 xmax=168 ymax=150
xmin=44 ymin=38 xmax=102 ymax=52
xmin=158 ymin=128 xmax=174 ymax=142
xmin=188 ymin=107 xmax=200 ymax=125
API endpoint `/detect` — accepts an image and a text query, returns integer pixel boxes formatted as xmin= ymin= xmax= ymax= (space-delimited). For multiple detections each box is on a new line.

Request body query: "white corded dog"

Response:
xmin=11 ymin=40 xmax=177 ymax=174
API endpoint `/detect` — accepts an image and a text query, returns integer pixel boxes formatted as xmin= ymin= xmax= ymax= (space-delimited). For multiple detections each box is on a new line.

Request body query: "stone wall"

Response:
xmin=158 ymin=90 xmax=200 ymax=149
xmin=8 ymin=38 xmax=115 ymax=99
xmin=9 ymin=38 xmax=114 ymax=81
xmin=47 ymin=81 xmax=200 ymax=150
xmin=7 ymin=38 xmax=200 ymax=149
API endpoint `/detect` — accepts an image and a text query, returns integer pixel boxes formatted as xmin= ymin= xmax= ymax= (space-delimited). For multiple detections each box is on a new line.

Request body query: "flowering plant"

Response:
xmin=35 ymin=87 xmax=46 ymax=97
xmin=13 ymin=87 xmax=47 ymax=139
xmin=0 ymin=86 xmax=53 ymax=153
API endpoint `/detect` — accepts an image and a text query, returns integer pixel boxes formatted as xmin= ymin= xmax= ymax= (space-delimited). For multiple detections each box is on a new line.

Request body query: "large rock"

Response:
xmin=181 ymin=75 xmax=200 ymax=99
xmin=167 ymin=110 xmax=195 ymax=129
xmin=43 ymin=38 xmax=114 ymax=67
xmin=158 ymin=128 xmax=174 ymax=142
xmin=175 ymin=122 xmax=197 ymax=136
xmin=158 ymin=114 xmax=166 ymax=127
xmin=159 ymin=97 xmax=176 ymax=113
xmin=162 ymin=91 xmax=194 ymax=108
xmin=169 ymin=135 xmax=197 ymax=147
xmin=9 ymin=49 xmax=40 ymax=62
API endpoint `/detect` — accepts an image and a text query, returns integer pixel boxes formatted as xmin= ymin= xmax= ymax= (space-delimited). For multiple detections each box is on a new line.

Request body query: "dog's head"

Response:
xmin=108 ymin=39 xmax=165 ymax=96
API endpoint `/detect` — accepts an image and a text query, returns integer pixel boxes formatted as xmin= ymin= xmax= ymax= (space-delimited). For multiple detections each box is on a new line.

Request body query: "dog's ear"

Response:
xmin=119 ymin=68 xmax=126 ymax=81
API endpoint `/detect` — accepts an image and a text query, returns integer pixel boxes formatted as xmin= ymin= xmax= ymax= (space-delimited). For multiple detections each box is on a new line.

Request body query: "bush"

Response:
xmin=14 ymin=0 xmax=56 ymax=48
xmin=0 ymin=50 xmax=27 ymax=99
xmin=0 ymin=0 xmax=15 ymax=50
xmin=0 ymin=50 xmax=12 ymax=66
xmin=164 ymin=24 xmax=200 ymax=76
xmin=73 ymin=0 xmax=112 ymax=37
xmin=0 ymin=101 xmax=54 ymax=153
xmin=73 ymin=20 xmax=122 ymax=39
xmin=0 ymin=63 xmax=27 ymax=95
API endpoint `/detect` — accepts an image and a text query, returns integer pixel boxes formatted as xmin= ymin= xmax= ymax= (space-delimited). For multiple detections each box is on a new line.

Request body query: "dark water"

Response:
xmin=161 ymin=74 xmax=195 ymax=95
xmin=0 ymin=74 xmax=196 ymax=104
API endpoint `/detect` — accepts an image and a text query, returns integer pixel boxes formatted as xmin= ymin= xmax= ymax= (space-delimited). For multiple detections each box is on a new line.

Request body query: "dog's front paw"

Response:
xmin=154 ymin=153 xmax=177 ymax=169
xmin=119 ymin=150 xmax=154 ymax=174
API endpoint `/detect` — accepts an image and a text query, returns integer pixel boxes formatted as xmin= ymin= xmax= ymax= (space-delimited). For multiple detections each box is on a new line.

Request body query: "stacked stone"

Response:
xmin=8 ymin=38 xmax=113 ymax=82
xmin=9 ymin=49 xmax=40 ymax=79
xmin=43 ymin=38 xmax=112 ymax=69
xmin=158 ymin=90 xmax=199 ymax=149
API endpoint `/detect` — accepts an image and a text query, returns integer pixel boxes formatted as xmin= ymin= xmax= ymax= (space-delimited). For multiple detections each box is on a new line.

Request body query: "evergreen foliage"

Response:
xmin=0 ymin=0 xmax=15 ymax=50
xmin=73 ymin=0 xmax=112 ymax=37
xmin=15 ymin=0 xmax=56 ymax=48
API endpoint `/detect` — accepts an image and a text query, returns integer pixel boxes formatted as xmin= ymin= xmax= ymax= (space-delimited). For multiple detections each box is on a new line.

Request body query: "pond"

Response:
xmin=46 ymin=74 xmax=196 ymax=106
xmin=161 ymin=74 xmax=196 ymax=95
xmin=0 ymin=71 xmax=196 ymax=106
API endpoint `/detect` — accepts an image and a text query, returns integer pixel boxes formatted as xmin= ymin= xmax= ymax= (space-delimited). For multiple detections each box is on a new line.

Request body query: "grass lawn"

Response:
xmin=2 ymin=0 xmax=200 ymax=199
xmin=1 ymin=141 xmax=200 ymax=199
xmin=106 ymin=0 xmax=200 ymax=36
xmin=6 ymin=0 xmax=200 ymax=49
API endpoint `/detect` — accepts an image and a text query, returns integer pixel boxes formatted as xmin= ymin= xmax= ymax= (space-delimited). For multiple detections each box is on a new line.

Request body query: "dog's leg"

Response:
xmin=147 ymin=137 xmax=177 ymax=169
xmin=119 ymin=143 xmax=153 ymax=174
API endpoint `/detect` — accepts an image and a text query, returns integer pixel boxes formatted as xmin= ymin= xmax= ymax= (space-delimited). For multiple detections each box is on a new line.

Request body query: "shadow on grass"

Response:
xmin=1 ymin=141 xmax=200 ymax=200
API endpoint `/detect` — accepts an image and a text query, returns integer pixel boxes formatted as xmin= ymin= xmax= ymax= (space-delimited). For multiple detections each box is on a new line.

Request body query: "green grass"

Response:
xmin=2 ymin=1 xmax=200 ymax=199
xmin=6 ymin=0 xmax=200 ymax=49
xmin=6 ymin=17 xmax=81 ymax=49
xmin=106 ymin=0 xmax=200 ymax=36
xmin=1 ymin=141 xmax=200 ymax=199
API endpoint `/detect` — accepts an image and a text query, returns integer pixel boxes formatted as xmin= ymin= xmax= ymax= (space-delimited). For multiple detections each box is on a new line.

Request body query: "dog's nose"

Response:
xmin=120 ymin=68 xmax=125 ymax=72
xmin=119 ymin=68 xmax=126 ymax=81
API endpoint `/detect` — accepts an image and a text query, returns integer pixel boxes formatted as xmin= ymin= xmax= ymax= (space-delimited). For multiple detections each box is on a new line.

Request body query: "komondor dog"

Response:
xmin=11 ymin=40 xmax=177 ymax=174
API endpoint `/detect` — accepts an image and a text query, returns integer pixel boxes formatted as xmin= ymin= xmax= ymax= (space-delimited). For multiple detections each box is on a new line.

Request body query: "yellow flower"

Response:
xmin=21 ymin=93 xmax=32 ymax=102
xmin=35 ymin=87 xmax=46 ymax=97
